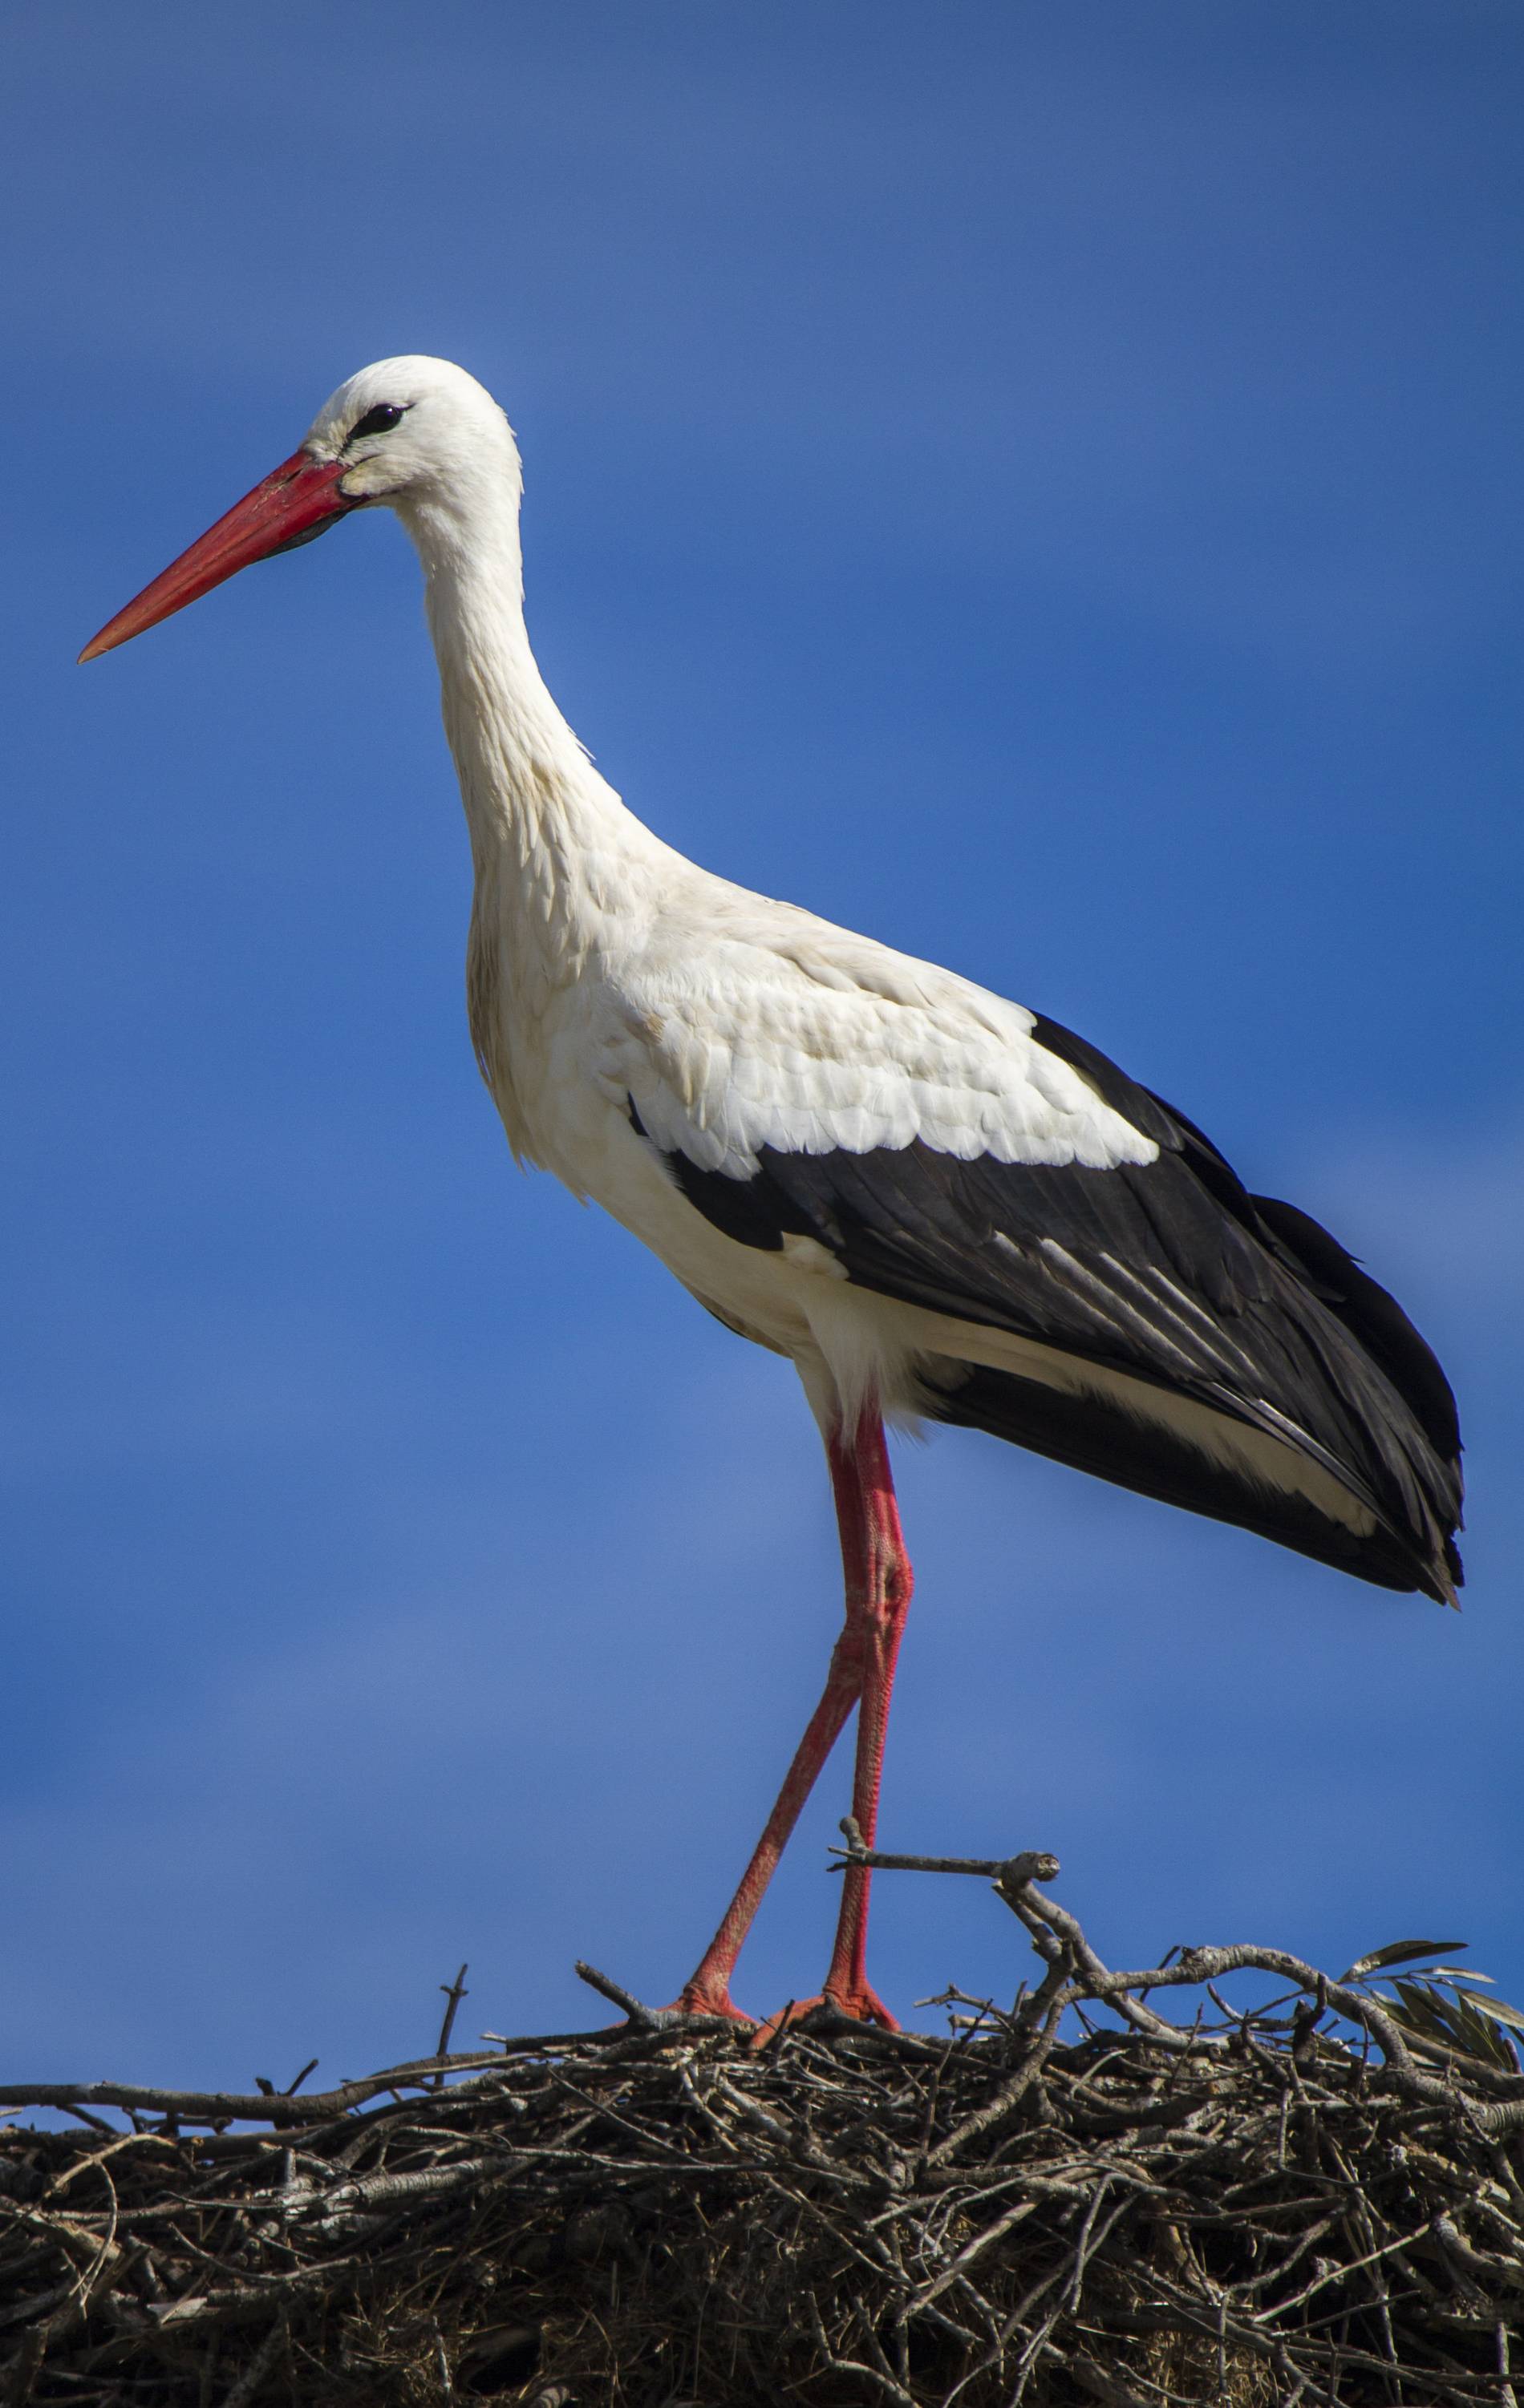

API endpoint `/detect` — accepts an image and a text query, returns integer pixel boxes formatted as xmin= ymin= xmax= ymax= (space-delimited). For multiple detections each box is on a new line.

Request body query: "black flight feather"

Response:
xmin=627 ymin=1014 xmax=1462 ymax=1604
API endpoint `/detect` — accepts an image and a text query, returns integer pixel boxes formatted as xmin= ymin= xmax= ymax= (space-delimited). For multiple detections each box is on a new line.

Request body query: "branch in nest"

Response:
xmin=2 ymin=1858 xmax=1521 ymax=2407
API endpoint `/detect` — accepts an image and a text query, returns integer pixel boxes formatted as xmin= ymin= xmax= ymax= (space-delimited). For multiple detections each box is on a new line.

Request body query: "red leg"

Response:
xmin=776 ymin=1413 xmax=913 ymax=2033
xmin=676 ymin=1408 xmax=913 ymax=2031
xmin=675 ymin=1614 xmax=865 ymax=2022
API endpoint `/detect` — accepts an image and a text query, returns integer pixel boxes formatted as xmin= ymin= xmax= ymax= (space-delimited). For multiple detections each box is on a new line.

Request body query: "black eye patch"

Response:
xmin=348 ymin=403 xmax=406 ymax=442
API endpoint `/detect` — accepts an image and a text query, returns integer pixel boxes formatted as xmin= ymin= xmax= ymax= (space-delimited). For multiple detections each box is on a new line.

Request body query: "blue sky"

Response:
xmin=4 ymin=1 xmax=1522 ymax=2092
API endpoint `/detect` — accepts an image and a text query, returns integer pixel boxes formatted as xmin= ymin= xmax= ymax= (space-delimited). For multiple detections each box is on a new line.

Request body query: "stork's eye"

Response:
xmin=349 ymin=404 xmax=405 ymax=442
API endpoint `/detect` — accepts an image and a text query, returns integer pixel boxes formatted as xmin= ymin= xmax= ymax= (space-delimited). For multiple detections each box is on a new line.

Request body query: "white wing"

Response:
xmin=593 ymin=877 xmax=1158 ymax=1178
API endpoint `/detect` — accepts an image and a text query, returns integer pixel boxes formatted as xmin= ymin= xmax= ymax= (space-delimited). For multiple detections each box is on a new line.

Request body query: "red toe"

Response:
xmin=748 ymin=1982 xmax=900 ymax=2046
xmin=668 ymin=1981 xmax=757 ymax=2029
xmin=825 ymin=1977 xmax=900 ymax=2031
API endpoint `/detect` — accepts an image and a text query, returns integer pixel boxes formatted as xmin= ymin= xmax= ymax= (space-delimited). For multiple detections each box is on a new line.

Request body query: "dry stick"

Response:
xmin=923 ymin=1995 xmax=1071 ymax=2168
xmin=434 ymin=1965 xmax=469 ymax=2062
xmin=432 ymin=1965 xmax=469 ymax=2092
xmin=909 ymin=2196 xmax=1041 ymax=2310
xmin=571 ymin=1959 xmax=735 ymax=2036
xmin=0 ymin=2050 xmax=559 ymax=2131
xmin=3 ymin=1848 xmax=1521 ymax=2408
xmin=847 ymin=1839 xmax=1524 ymax=2111
xmin=217 ymin=2313 xmax=287 ymax=2408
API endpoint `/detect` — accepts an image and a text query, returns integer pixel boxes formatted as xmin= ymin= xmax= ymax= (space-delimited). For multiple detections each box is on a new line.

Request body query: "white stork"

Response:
xmin=81 ymin=357 xmax=1462 ymax=2032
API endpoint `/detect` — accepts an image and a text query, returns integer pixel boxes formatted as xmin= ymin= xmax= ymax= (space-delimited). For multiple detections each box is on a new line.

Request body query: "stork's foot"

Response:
xmin=667 ymin=1978 xmax=758 ymax=2031
xmin=752 ymin=1977 xmax=900 ymax=2046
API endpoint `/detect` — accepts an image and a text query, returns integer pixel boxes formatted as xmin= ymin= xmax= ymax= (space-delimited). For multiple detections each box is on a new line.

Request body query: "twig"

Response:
xmin=2 ymin=1848 xmax=1518 ymax=2408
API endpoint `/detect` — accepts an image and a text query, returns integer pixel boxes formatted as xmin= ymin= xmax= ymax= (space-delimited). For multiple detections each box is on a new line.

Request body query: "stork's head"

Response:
xmin=79 ymin=356 xmax=519 ymax=662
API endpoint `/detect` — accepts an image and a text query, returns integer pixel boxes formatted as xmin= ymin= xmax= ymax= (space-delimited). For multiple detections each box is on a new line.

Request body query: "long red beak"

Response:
xmin=79 ymin=451 xmax=357 ymax=663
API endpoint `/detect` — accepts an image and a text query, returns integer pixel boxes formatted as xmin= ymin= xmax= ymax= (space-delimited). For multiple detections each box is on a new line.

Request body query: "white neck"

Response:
xmin=395 ymin=474 xmax=671 ymax=1155
xmin=403 ymin=480 xmax=655 ymax=894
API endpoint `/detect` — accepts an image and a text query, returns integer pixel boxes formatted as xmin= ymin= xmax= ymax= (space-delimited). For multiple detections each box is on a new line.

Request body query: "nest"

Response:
xmin=2 ymin=1843 xmax=1522 ymax=2407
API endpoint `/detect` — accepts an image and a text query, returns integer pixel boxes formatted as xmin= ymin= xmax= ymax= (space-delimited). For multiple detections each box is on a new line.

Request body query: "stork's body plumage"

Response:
xmin=82 ymin=357 xmax=1462 ymax=2029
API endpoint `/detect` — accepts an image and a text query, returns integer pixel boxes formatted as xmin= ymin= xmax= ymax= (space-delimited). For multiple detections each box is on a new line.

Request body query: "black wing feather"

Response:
xmin=630 ymin=1014 xmax=1462 ymax=1603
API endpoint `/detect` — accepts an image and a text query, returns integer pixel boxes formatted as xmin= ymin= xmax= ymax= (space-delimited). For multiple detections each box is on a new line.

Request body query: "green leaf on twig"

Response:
xmin=1465 ymin=1990 xmax=1524 ymax=2036
xmin=1340 ymin=1939 xmax=1465 ymax=1981
xmin=1383 ymin=1976 xmax=1521 ymax=2073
